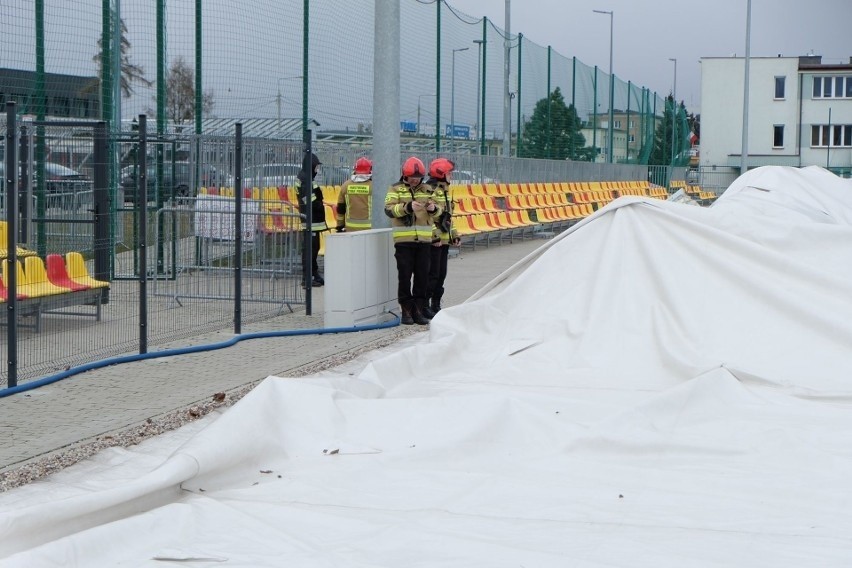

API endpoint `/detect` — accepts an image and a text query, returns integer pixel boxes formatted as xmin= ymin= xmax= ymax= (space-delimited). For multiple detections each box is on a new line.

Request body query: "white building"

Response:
xmin=700 ymin=55 xmax=852 ymax=177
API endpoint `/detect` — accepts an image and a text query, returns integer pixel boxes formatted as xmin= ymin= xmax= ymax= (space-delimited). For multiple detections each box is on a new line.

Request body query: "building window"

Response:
xmin=811 ymin=124 xmax=852 ymax=147
xmin=813 ymin=76 xmax=851 ymax=99
xmin=774 ymin=76 xmax=785 ymax=99
xmin=628 ymin=134 xmax=635 ymax=143
xmin=614 ymin=120 xmax=621 ymax=129
xmin=773 ymin=125 xmax=784 ymax=148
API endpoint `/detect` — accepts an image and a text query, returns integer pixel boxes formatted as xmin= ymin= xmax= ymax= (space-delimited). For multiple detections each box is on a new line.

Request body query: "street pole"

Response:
xmin=740 ymin=0 xmax=751 ymax=174
xmin=277 ymin=76 xmax=302 ymax=134
xmin=669 ymin=58 xmax=677 ymax=167
xmin=474 ymin=39 xmax=484 ymax=149
xmin=451 ymin=47 xmax=469 ymax=152
xmin=502 ymin=0 xmax=511 ymax=157
xmin=594 ymin=9 xmax=614 ymax=163
xmin=417 ymin=93 xmax=435 ymax=137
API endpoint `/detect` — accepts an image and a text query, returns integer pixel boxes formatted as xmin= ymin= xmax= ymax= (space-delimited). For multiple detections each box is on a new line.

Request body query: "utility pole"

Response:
xmin=502 ymin=0 xmax=511 ymax=157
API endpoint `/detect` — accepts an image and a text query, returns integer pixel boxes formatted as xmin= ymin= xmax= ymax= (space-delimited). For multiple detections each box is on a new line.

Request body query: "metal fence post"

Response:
xmin=18 ymin=123 xmax=30 ymax=243
xmin=234 ymin=123 xmax=243 ymax=334
xmin=303 ymin=129 xmax=313 ymax=316
xmin=93 ymin=121 xmax=110 ymax=302
xmin=5 ymin=102 xmax=18 ymax=388
xmin=138 ymin=114 xmax=148 ymax=354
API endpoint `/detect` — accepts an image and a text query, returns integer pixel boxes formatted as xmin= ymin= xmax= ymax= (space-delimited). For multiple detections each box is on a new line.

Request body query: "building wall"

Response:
xmin=800 ymin=72 xmax=852 ymax=169
xmin=700 ymin=56 xmax=852 ymax=172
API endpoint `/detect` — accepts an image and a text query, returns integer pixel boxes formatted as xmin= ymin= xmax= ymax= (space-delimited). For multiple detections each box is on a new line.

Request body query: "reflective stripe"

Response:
xmin=391 ymin=225 xmax=434 ymax=241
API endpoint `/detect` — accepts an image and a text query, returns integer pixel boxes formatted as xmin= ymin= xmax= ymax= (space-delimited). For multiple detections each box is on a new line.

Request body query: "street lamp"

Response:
xmin=277 ymin=75 xmax=302 ymax=131
xmin=593 ymin=9 xmax=614 ymax=163
xmin=473 ymin=39 xmax=485 ymax=147
xmin=417 ymin=93 xmax=436 ymax=136
xmin=669 ymin=58 xmax=677 ymax=166
xmin=451 ymin=46 xmax=470 ymax=151
xmin=741 ymin=0 xmax=752 ymax=174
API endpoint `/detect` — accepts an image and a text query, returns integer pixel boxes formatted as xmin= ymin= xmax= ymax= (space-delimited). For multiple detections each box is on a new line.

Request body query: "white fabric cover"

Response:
xmin=2 ymin=166 xmax=852 ymax=566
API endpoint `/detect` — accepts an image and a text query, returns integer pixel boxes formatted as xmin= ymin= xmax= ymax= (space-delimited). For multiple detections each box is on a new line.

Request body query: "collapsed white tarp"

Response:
xmin=2 ymin=166 xmax=852 ymax=566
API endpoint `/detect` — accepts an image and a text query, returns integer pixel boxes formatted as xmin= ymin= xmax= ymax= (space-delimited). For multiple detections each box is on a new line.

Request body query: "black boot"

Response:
xmin=400 ymin=306 xmax=414 ymax=325
xmin=412 ymin=307 xmax=430 ymax=325
xmin=430 ymin=296 xmax=442 ymax=314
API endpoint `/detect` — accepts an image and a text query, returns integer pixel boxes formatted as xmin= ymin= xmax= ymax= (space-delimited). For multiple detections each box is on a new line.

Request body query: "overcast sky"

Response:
xmin=446 ymin=0 xmax=852 ymax=113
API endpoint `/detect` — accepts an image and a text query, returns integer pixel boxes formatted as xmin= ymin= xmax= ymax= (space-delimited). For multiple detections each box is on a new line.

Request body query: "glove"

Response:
xmin=336 ymin=225 xmax=345 ymax=233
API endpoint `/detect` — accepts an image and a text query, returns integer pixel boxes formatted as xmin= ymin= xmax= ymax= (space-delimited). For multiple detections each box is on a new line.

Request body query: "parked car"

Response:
xmin=0 ymin=161 xmax=92 ymax=194
xmin=242 ymin=163 xmax=302 ymax=189
xmin=119 ymin=161 xmax=224 ymax=203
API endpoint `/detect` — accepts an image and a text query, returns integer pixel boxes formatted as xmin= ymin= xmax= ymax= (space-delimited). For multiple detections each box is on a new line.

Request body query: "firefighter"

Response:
xmin=384 ymin=156 xmax=442 ymax=325
xmin=295 ymin=152 xmax=328 ymax=287
xmin=425 ymin=157 xmax=459 ymax=314
xmin=336 ymin=156 xmax=373 ymax=232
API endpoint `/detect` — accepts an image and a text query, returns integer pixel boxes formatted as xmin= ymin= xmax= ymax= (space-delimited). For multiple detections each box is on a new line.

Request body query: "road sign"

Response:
xmin=445 ymin=125 xmax=470 ymax=139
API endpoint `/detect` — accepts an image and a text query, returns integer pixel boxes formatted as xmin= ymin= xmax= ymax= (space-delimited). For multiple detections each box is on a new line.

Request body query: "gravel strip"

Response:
xmin=0 ymin=325 xmax=425 ymax=492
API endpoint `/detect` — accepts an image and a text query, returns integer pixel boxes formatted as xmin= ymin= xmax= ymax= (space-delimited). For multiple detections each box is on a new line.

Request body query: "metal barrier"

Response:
xmin=151 ymin=199 xmax=306 ymax=313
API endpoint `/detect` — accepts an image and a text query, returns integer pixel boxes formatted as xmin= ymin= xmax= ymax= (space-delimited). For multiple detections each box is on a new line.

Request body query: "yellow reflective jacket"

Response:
xmin=336 ymin=177 xmax=372 ymax=231
xmin=429 ymin=180 xmax=457 ymax=244
xmin=383 ymin=181 xmax=442 ymax=244
xmin=295 ymin=180 xmax=329 ymax=233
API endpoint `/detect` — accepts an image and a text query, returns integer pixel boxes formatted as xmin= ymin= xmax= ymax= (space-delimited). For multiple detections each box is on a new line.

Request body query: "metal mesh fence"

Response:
xmin=1 ymin=0 xmax=706 ymax=388
xmin=2 ymin=0 xmax=691 ymax=164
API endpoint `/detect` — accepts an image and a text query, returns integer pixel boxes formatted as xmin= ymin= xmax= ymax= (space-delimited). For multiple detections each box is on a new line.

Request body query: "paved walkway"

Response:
xmin=0 ymin=238 xmax=547 ymax=473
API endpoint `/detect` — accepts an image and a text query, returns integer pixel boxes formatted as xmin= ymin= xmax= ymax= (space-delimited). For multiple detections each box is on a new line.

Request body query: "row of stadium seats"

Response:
xmin=0 ymin=252 xmax=110 ymax=332
xmin=209 ymin=179 xmax=680 ymax=250
xmin=670 ymin=180 xmax=717 ymax=202
xmin=200 ymin=179 xmax=672 ymax=207
xmin=1 ymin=253 xmax=109 ymax=301
xmin=0 ymin=221 xmax=38 ymax=260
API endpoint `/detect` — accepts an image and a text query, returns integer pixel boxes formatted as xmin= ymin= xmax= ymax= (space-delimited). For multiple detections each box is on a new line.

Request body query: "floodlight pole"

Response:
xmin=593 ymin=9 xmax=614 ymax=163
xmin=451 ymin=47 xmax=469 ymax=152
xmin=740 ymin=0 xmax=752 ymax=174
xmin=669 ymin=58 xmax=677 ymax=167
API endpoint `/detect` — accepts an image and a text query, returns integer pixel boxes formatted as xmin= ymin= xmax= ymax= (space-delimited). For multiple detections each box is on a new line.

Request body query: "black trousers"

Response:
xmin=302 ymin=231 xmax=321 ymax=279
xmin=427 ymin=244 xmax=449 ymax=301
xmin=394 ymin=242 xmax=431 ymax=311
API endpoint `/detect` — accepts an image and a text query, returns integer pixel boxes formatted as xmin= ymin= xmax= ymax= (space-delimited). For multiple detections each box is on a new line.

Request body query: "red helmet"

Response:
xmin=353 ymin=157 xmax=373 ymax=175
xmin=401 ymin=157 xmax=426 ymax=178
xmin=429 ymin=158 xmax=455 ymax=180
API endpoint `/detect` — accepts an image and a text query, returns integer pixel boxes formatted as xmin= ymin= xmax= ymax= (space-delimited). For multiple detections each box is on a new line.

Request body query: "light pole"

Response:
xmin=473 ymin=39 xmax=484 ymax=146
xmin=417 ymin=93 xmax=436 ymax=136
xmin=502 ymin=0 xmax=512 ymax=157
xmin=277 ymin=75 xmax=302 ymax=131
xmin=669 ymin=58 xmax=677 ymax=166
xmin=740 ymin=0 xmax=752 ymax=174
xmin=451 ymin=46 xmax=469 ymax=151
xmin=593 ymin=9 xmax=614 ymax=163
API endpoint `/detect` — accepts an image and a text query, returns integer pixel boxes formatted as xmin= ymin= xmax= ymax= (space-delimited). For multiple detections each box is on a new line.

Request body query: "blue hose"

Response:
xmin=0 ymin=315 xmax=401 ymax=398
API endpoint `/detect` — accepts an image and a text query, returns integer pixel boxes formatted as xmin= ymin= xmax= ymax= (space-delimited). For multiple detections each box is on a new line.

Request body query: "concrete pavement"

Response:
xmin=0 ymin=237 xmax=547 ymax=474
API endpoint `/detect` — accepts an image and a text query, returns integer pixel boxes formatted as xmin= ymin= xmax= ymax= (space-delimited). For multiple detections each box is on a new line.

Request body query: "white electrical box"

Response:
xmin=323 ymin=229 xmax=397 ymax=328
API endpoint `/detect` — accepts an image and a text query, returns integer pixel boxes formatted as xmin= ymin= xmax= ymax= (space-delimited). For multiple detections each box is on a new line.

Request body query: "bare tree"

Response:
xmin=164 ymin=56 xmax=214 ymax=124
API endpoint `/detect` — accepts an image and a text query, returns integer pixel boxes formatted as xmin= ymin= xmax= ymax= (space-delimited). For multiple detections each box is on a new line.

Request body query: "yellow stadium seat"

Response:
xmin=65 ymin=252 xmax=110 ymax=289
